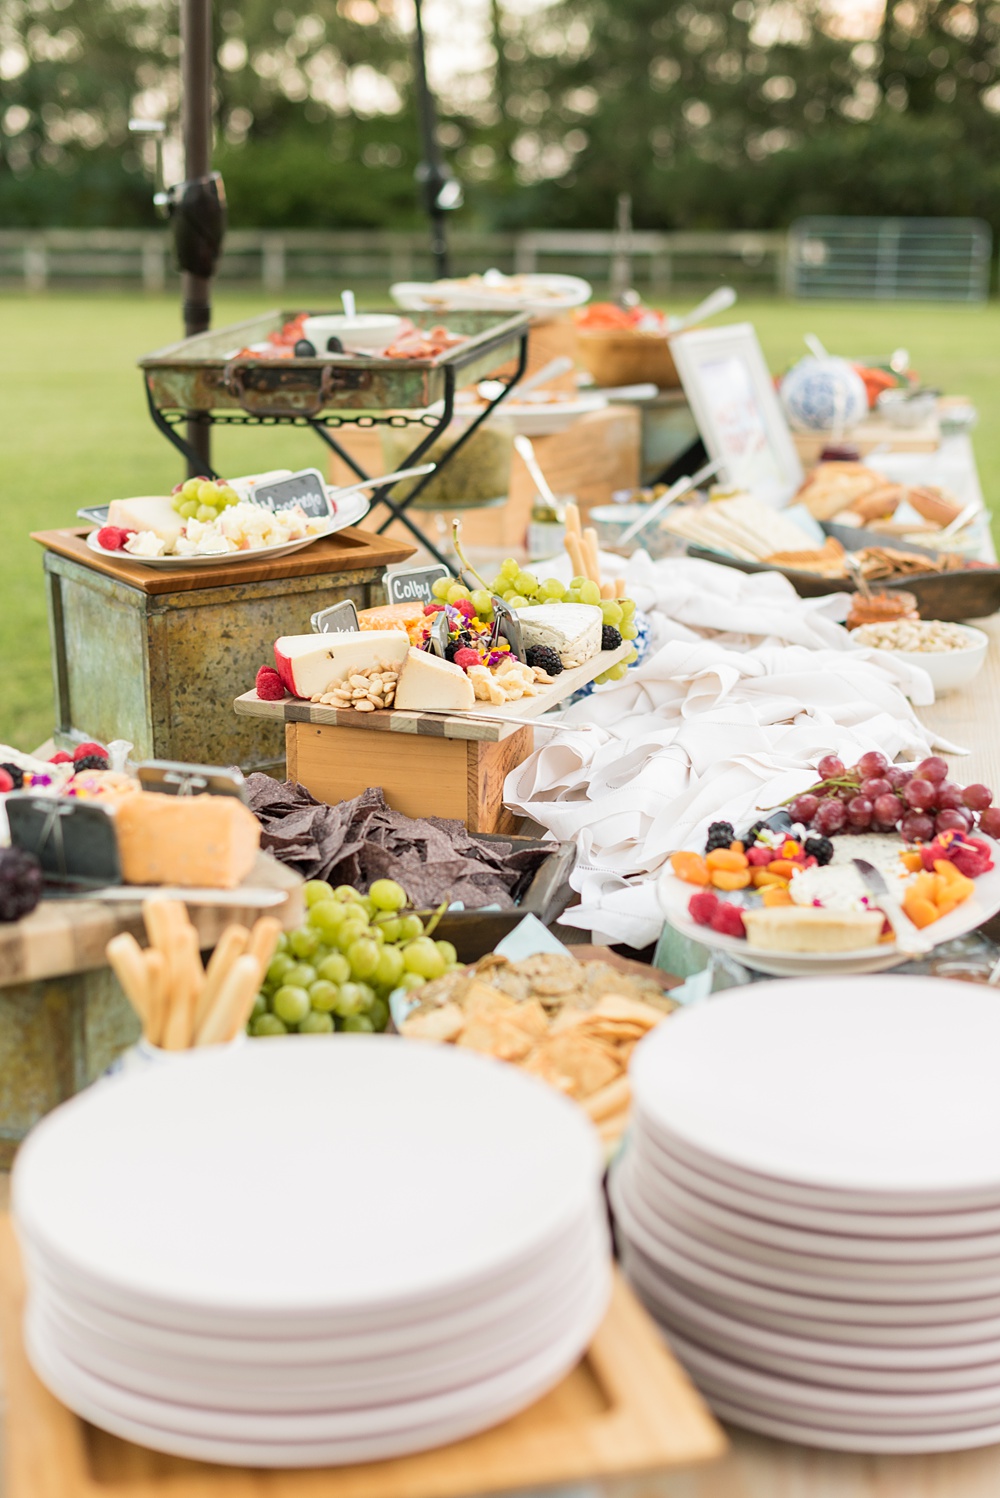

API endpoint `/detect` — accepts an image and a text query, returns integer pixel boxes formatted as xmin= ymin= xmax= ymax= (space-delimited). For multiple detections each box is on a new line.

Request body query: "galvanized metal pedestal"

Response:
xmin=32 ymin=526 xmax=413 ymax=771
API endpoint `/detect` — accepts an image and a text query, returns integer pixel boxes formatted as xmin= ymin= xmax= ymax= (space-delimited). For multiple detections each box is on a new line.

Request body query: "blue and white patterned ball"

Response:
xmin=780 ymin=356 xmax=868 ymax=433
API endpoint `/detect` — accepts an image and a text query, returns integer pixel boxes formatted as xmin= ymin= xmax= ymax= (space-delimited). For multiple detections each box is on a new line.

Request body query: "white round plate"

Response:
xmin=631 ymin=1127 xmax=1000 ymax=1240
xmin=623 ymin=1259 xmax=1000 ymax=1380
xmin=656 ymin=833 xmax=1000 ymax=976
xmin=629 ymin=978 xmax=1000 ymax=1201
xmin=480 ymin=394 xmax=607 ymax=436
xmin=614 ymin=1168 xmax=1000 ymax=1302
xmin=627 ymin=1143 xmax=1000 ymax=1265
xmin=28 ymin=1209 xmax=608 ymax=1386
xmin=706 ymin=1390 xmax=1000 ymax=1454
xmin=84 ymin=493 xmax=369 ymax=569
xmin=612 ymin=1190 xmax=1000 ymax=1328
xmin=667 ymin=1327 xmax=1000 ymax=1423
xmin=29 ymin=1254 xmax=607 ymax=1416
xmin=13 ymin=1037 xmax=602 ymax=1325
xmin=390 ymin=274 xmax=591 ymax=316
xmin=25 ymin=1268 xmax=608 ymax=1466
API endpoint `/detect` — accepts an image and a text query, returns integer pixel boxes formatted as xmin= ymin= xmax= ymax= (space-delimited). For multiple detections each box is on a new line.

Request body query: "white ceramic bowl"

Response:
xmin=875 ymin=623 xmax=988 ymax=694
xmin=303 ymin=314 xmax=402 ymax=354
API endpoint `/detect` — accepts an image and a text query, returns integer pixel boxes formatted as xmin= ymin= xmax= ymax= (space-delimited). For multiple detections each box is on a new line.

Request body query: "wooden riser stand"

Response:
xmin=286 ymin=722 xmax=533 ymax=835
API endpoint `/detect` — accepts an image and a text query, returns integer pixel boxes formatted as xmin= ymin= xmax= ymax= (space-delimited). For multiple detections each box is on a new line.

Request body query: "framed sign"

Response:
xmin=670 ymin=323 xmax=803 ymax=506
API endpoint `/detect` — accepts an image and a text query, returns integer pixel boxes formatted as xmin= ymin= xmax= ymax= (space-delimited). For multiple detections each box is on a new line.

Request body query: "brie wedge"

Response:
xmin=516 ymin=603 xmax=603 ymax=669
xmin=742 ymin=906 xmax=885 ymax=954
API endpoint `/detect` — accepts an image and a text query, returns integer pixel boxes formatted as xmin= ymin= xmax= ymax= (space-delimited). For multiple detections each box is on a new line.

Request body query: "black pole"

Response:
xmin=412 ymin=0 xmax=449 ymax=278
xmin=181 ymin=0 xmax=213 ymax=475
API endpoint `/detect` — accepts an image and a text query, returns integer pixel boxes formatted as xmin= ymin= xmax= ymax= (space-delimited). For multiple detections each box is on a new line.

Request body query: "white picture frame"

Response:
xmin=670 ymin=322 xmax=803 ymax=507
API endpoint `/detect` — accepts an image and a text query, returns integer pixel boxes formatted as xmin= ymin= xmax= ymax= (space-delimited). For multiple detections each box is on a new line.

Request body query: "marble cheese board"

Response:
xmin=234 ymin=642 xmax=631 ymax=744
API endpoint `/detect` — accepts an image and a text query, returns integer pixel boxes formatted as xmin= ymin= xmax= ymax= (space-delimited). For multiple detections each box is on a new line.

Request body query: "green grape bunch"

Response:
xmin=249 ymin=877 xmax=461 ymax=1037
xmin=171 ymin=476 xmax=241 ymax=522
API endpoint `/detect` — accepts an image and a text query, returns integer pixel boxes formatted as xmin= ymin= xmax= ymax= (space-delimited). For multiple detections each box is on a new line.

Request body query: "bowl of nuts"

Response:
xmin=851 ymin=618 xmax=989 ymax=694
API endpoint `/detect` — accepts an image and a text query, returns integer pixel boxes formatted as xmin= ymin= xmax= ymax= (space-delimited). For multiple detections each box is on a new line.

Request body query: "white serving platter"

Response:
xmin=655 ymin=832 xmax=1000 ymax=976
xmin=84 ymin=492 xmax=370 ymax=569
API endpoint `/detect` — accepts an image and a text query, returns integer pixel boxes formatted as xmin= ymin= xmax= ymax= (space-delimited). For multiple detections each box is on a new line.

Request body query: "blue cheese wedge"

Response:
xmin=516 ymin=603 xmax=603 ymax=669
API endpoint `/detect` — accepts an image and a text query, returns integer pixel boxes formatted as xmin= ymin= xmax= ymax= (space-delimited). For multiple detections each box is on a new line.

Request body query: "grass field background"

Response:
xmin=3 ymin=291 xmax=999 ymax=752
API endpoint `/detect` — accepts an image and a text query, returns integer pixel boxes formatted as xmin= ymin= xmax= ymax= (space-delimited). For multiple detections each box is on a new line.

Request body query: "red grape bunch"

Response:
xmin=787 ymin=753 xmax=999 ymax=843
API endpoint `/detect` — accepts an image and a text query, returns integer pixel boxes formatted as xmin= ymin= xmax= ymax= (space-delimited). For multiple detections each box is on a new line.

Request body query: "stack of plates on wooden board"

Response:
xmin=13 ymin=1037 xmax=610 ymax=1467
xmin=611 ymin=976 xmax=1000 ymax=1453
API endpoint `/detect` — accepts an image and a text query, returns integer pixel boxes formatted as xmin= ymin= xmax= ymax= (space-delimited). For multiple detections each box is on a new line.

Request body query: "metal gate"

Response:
xmin=787 ymin=216 xmax=992 ymax=302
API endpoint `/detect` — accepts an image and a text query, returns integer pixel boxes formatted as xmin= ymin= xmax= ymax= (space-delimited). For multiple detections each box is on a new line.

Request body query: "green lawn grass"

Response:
xmin=2 ymin=290 xmax=998 ymax=752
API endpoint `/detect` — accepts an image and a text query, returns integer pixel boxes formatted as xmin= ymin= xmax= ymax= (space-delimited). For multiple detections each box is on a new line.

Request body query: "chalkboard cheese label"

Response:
xmin=251 ymin=468 xmax=333 ymax=520
xmin=385 ymin=565 xmax=450 ymax=606
xmin=311 ymin=600 xmax=361 ymax=634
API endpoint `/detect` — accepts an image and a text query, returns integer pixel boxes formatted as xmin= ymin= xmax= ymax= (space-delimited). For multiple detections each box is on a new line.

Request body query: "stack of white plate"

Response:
xmin=611 ymin=976 xmax=1000 ymax=1453
xmin=14 ymin=1036 xmax=610 ymax=1467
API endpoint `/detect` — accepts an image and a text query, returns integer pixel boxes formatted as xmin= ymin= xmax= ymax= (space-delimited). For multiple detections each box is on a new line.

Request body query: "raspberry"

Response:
xmin=710 ymin=902 xmax=746 ymax=938
xmin=0 ymin=763 xmax=24 ymax=789
xmin=688 ymin=891 xmax=720 ymax=926
xmin=255 ymin=665 xmax=286 ymax=701
xmin=73 ymin=741 xmax=107 ymax=762
xmin=96 ymin=526 xmax=133 ymax=551
xmin=49 ymin=751 xmax=74 ymax=765
xmin=453 ymin=647 xmax=481 ymax=669
xmin=747 ymin=845 xmax=775 ymax=866
xmin=0 ymin=769 xmax=12 ymax=793
xmin=423 ymin=602 xmax=446 ymax=615
xmin=453 ymin=598 xmax=477 ymax=620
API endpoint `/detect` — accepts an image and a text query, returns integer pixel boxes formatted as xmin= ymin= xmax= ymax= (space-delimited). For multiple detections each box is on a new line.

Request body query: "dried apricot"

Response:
xmin=710 ymin=868 xmax=752 ymax=891
xmin=705 ymin=848 xmax=749 ymax=872
xmin=762 ymin=886 xmax=793 ymax=907
xmin=751 ymin=868 xmax=789 ymax=888
xmin=901 ymin=850 xmax=923 ymax=872
xmin=767 ymin=859 xmax=796 ymax=878
xmin=670 ymin=851 xmax=710 ymax=886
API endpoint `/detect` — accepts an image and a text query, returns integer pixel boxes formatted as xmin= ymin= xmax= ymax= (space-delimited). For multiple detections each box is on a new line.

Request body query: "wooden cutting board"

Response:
xmin=0 ymin=853 xmax=303 ymax=989
xmin=0 ymin=1216 xmax=724 ymax=1498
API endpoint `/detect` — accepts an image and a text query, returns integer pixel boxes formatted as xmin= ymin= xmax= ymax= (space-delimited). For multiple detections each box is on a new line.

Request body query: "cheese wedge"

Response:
xmin=357 ymin=601 xmax=431 ymax=646
xmin=114 ymin=793 xmax=260 ymax=889
xmin=742 ymin=906 xmax=885 ymax=954
xmin=106 ymin=496 xmax=184 ymax=550
xmin=394 ymin=648 xmax=476 ymax=712
xmin=517 ymin=603 xmax=603 ymax=669
xmin=273 ymin=631 xmax=410 ymax=698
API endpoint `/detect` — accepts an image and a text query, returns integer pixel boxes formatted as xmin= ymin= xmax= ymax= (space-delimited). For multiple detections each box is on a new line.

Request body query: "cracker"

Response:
xmin=402 ymin=1003 xmax=465 ymax=1043
xmin=457 ymin=1018 xmax=533 ymax=1062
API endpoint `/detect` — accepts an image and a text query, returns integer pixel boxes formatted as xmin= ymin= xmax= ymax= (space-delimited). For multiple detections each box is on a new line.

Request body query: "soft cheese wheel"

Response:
xmin=106 ymin=496 xmax=184 ymax=550
xmin=394 ymin=648 xmax=475 ymax=712
xmin=516 ymin=603 xmax=603 ymax=669
xmin=742 ymin=906 xmax=885 ymax=954
xmin=115 ymin=793 xmax=261 ymax=889
xmin=273 ymin=631 xmax=410 ymax=698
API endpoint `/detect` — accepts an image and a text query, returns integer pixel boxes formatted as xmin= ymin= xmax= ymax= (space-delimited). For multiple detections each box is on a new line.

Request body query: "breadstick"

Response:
xmin=582 ymin=527 xmax=601 ymax=583
xmin=196 ymin=955 xmax=262 ymax=1046
xmin=194 ymin=925 xmax=249 ymax=1034
xmin=106 ymin=934 xmax=150 ymax=1024
xmin=246 ymin=916 xmax=282 ymax=974
xmin=160 ymin=924 xmax=200 ymax=1051
xmin=615 ymin=577 xmax=626 ymax=599
xmin=565 ymin=530 xmax=587 ymax=582
xmin=143 ymin=948 xmax=167 ymax=1046
xmin=564 ymin=500 xmax=582 ymax=538
xmin=600 ymin=581 xmax=614 ymax=600
xmin=142 ymin=898 xmax=187 ymax=1011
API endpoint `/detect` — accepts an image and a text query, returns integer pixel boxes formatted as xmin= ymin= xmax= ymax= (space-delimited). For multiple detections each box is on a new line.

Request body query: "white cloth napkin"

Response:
xmin=505 ymin=552 xmax=955 ymax=948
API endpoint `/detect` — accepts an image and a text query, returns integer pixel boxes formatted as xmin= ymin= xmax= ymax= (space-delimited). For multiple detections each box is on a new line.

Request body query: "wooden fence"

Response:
xmin=0 ymin=227 xmax=787 ymax=294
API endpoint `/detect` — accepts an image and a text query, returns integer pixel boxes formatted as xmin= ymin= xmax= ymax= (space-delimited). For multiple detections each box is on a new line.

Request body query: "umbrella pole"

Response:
xmin=181 ymin=0 xmax=213 ymax=474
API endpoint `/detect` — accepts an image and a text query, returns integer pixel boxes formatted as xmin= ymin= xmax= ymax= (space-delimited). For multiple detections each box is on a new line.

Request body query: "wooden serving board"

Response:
xmin=31 ymin=527 xmax=414 ymax=596
xmin=0 ymin=1216 xmax=724 ymax=1498
xmin=235 ymin=643 xmax=632 ymax=745
xmin=792 ymin=414 xmax=940 ymax=465
xmin=0 ymin=853 xmax=303 ymax=990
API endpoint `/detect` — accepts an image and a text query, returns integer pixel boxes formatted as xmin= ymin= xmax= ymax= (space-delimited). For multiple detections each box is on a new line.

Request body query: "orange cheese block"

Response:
xmin=114 ymin=793 xmax=261 ymax=888
xmin=357 ymin=601 xmax=430 ymax=646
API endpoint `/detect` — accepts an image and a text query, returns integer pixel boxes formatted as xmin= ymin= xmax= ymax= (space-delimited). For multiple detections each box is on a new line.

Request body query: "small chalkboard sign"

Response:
xmin=311 ymin=599 xmax=360 ymax=634
xmin=251 ymin=468 xmax=332 ymax=520
xmin=385 ymin=565 xmax=450 ymax=606
xmin=7 ymin=794 xmax=122 ymax=890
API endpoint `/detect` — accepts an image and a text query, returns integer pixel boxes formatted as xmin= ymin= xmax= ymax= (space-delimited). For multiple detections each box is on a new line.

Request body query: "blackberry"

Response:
xmin=743 ymin=819 xmax=767 ymax=847
xmin=73 ymin=754 xmax=109 ymax=773
xmin=705 ymin=820 xmax=735 ymax=853
xmin=525 ymin=645 xmax=564 ymax=676
xmin=0 ymin=762 xmax=23 ymax=790
xmin=444 ymin=642 xmax=461 ymax=663
xmin=0 ymin=847 xmax=43 ymax=922
xmin=805 ymin=836 xmax=834 ymax=866
xmin=601 ymin=625 xmax=623 ymax=650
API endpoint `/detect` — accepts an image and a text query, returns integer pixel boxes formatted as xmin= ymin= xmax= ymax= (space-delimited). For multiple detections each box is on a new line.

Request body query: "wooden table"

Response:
xmin=31 ymin=526 xmax=414 ymax=774
xmin=0 ymin=853 xmax=302 ymax=1167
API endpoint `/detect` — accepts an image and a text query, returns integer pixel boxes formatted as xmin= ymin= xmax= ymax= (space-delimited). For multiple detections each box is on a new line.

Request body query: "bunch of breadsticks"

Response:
xmin=106 ymin=899 xmax=280 ymax=1050
xmin=563 ymin=501 xmax=627 ymax=601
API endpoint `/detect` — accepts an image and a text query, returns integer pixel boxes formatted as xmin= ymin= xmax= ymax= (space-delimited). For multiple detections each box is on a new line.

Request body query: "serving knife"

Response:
xmin=851 ymin=858 xmax=933 ymax=958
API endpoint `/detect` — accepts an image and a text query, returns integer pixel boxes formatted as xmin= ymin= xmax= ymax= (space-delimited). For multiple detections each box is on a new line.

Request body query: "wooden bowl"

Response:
xmin=575 ymin=327 xmax=683 ymax=390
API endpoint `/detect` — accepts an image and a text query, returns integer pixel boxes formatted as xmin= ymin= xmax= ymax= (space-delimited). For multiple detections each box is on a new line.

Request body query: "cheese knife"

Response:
xmin=851 ymin=858 xmax=933 ymax=958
